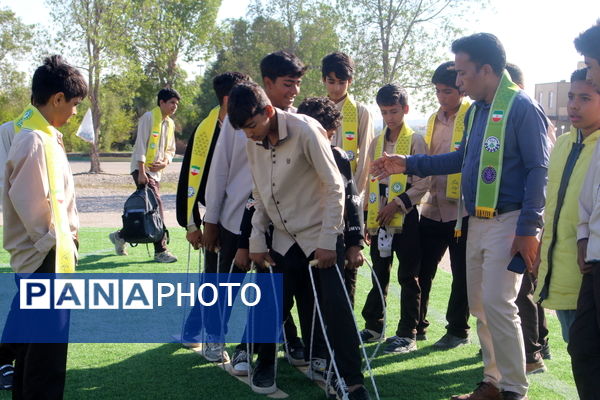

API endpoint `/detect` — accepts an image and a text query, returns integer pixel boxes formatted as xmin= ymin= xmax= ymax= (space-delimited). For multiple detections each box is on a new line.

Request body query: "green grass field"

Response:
xmin=0 ymin=228 xmax=577 ymax=399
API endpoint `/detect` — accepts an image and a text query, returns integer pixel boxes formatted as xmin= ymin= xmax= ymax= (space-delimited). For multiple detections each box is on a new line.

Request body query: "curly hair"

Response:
xmin=297 ymin=97 xmax=342 ymax=132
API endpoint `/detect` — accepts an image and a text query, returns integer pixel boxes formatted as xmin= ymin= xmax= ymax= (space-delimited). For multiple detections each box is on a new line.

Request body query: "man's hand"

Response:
xmin=530 ymin=256 xmax=541 ymax=277
xmin=577 ymin=239 xmax=593 ymax=274
xmin=186 ymin=229 xmax=203 ymax=250
xmin=314 ymin=248 xmax=337 ymax=268
xmin=377 ymin=202 xmax=400 ymax=226
xmin=148 ymin=159 xmax=168 ymax=172
xmin=511 ymin=235 xmax=540 ymax=272
xmin=249 ymin=252 xmax=275 ymax=270
xmin=202 ymin=223 xmax=220 ymax=253
xmin=234 ymin=248 xmax=251 ymax=271
xmin=137 ymin=171 xmax=148 ymax=185
xmin=370 ymin=152 xmax=407 ymax=180
xmin=345 ymin=246 xmax=364 ymax=269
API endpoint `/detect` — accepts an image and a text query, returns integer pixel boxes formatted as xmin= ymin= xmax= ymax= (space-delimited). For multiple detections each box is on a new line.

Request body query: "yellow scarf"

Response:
xmin=367 ymin=123 xmax=413 ymax=234
xmin=145 ymin=107 xmax=175 ymax=168
xmin=424 ymin=100 xmax=471 ymax=200
xmin=341 ymin=95 xmax=359 ymax=173
xmin=187 ymin=106 xmax=220 ymax=222
xmin=15 ymin=105 xmax=76 ymax=273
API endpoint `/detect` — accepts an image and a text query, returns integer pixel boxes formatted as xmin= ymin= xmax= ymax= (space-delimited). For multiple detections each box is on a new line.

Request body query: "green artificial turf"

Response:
xmin=0 ymin=227 xmax=577 ymax=399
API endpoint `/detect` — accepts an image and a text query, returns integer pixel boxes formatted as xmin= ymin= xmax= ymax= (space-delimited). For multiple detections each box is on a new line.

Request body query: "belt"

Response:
xmin=474 ymin=203 xmax=521 ymax=218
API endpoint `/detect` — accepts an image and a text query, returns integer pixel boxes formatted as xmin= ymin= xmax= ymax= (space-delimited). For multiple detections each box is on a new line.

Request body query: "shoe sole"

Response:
xmin=384 ymin=345 xmax=417 ymax=354
xmin=231 ymin=362 xmax=249 ymax=376
xmin=526 ymin=367 xmax=547 ymax=375
xmin=251 ymin=383 xmax=277 ymax=394
xmin=433 ymin=340 xmax=470 ymax=350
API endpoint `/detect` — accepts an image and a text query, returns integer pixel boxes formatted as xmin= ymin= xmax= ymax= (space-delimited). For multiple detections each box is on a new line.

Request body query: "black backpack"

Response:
xmin=121 ymin=186 xmax=167 ymax=245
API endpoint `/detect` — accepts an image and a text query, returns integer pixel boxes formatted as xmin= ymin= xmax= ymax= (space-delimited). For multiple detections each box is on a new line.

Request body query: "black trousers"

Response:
xmin=183 ymin=226 xmax=245 ymax=343
xmin=568 ymin=265 xmax=600 ymax=400
xmin=362 ymin=208 xmax=421 ymax=339
xmin=0 ymin=343 xmax=16 ymax=366
xmin=516 ymin=271 xmax=549 ymax=363
xmin=9 ymin=250 xmax=69 ymax=400
xmin=417 ymin=216 xmax=470 ymax=338
xmin=257 ymin=237 xmax=364 ymax=386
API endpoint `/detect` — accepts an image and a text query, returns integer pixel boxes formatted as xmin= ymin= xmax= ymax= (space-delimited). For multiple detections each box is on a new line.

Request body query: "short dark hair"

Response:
xmin=451 ymin=33 xmax=506 ymax=76
xmin=321 ymin=52 xmax=354 ymax=81
xmin=213 ymin=72 xmax=251 ymax=105
xmin=297 ymin=97 xmax=341 ymax=132
xmin=227 ymin=82 xmax=271 ymax=129
xmin=260 ymin=51 xmax=307 ymax=81
xmin=574 ymin=21 xmax=600 ymax=64
xmin=571 ymin=68 xmax=591 ymax=83
xmin=505 ymin=63 xmax=524 ymax=87
xmin=431 ymin=61 xmax=458 ymax=89
xmin=31 ymin=55 xmax=88 ymax=106
xmin=157 ymin=88 xmax=181 ymax=106
xmin=376 ymin=84 xmax=408 ymax=107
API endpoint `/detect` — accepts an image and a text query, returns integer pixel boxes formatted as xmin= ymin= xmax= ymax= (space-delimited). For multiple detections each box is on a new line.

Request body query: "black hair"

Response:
xmin=451 ymin=33 xmax=506 ymax=76
xmin=213 ymin=72 xmax=252 ymax=105
xmin=227 ymin=82 xmax=271 ymax=129
xmin=574 ymin=21 xmax=600 ymax=64
xmin=260 ymin=51 xmax=307 ymax=81
xmin=571 ymin=68 xmax=591 ymax=83
xmin=505 ymin=63 xmax=524 ymax=87
xmin=297 ymin=97 xmax=341 ymax=132
xmin=157 ymin=88 xmax=181 ymax=106
xmin=431 ymin=61 xmax=459 ymax=90
xmin=31 ymin=55 xmax=88 ymax=106
xmin=321 ymin=52 xmax=354 ymax=81
xmin=376 ymin=84 xmax=408 ymax=107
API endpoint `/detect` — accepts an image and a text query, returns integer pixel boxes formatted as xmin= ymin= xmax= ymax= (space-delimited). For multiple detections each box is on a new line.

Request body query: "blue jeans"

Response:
xmin=555 ymin=309 xmax=577 ymax=342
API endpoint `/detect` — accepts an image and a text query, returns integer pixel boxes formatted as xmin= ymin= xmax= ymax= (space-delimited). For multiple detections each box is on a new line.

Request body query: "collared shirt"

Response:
xmin=331 ymin=97 xmax=375 ymax=198
xmin=130 ymin=111 xmax=176 ymax=182
xmin=0 ymin=121 xmax=16 ymax=205
xmin=407 ymin=91 xmax=549 ymax=236
xmin=420 ymin=110 xmax=468 ymax=222
xmin=247 ymin=109 xmax=344 ymax=257
xmin=203 ymin=116 xmax=253 ymax=235
xmin=3 ymin=128 xmax=78 ymax=274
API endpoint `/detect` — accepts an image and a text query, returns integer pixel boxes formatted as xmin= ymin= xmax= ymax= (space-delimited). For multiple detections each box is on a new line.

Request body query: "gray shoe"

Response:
xmin=202 ymin=342 xmax=229 ymax=363
xmin=308 ymin=358 xmax=328 ymax=382
xmin=0 ymin=364 xmax=13 ymax=390
xmin=154 ymin=251 xmax=177 ymax=263
xmin=108 ymin=231 xmax=127 ymax=255
xmin=433 ymin=333 xmax=470 ymax=350
xmin=383 ymin=337 xmax=417 ymax=354
xmin=231 ymin=348 xmax=249 ymax=376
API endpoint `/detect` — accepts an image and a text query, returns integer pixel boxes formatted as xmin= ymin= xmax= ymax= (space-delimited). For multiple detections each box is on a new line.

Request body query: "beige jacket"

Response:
xmin=0 ymin=121 xmax=15 ymax=205
xmin=247 ymin=109 xmax=344 ymax=257
xmin=130 ymin=111 xmax=176 ymax=182
xmin=578 ymin=138 xmax=600 ymax=262
xmin=3 ymin=128 xmax=78 ymax=273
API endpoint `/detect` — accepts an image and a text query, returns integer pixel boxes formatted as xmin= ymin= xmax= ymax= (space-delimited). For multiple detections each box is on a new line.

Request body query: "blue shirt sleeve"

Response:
xmin=406 ymin=133 xmax=465 ymax=177
xmin=513 ymin=98 xmax=549 ymax=236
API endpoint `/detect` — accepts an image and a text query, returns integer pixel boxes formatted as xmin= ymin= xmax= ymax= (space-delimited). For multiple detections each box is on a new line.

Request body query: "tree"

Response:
xmin=131 ymin=0 xmax=221 ymax=88
xmin=0 ymin=8 xmax=35 ymax=123
xmin=339 ymin=0 xmax=478 ymax=108
xmin=47 ymin=0 xmax=134 ymax=173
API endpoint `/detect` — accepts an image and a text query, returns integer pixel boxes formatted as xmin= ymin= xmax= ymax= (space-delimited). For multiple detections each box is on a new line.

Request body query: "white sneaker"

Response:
xmin=154 ymin=251 xmax=177 ymax=263
xmin=202 ymin=342 xmax=229 ymax=363
xmin=108 ymin=231 xmax=127 ymax=255
xmin=308 ymin=358 xmax=328 ymax=382
xmin=231 ymin=348 xmax=249 ymax=376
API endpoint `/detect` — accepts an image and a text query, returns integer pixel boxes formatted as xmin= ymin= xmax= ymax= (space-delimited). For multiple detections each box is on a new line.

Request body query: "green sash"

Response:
xmin=145 ymin=107 xmax=175 ymax=168
xmin=186 ymin=106 xmax=220 ymax=223
xmin=15 ymin=105 xmax=76 ymax=273
xmin=341 ymin=95 xmax=359 ymax=173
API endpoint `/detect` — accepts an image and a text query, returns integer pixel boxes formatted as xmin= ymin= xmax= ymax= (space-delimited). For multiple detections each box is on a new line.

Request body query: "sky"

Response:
xmin=3 ymin=0 xmax=600 ymax=120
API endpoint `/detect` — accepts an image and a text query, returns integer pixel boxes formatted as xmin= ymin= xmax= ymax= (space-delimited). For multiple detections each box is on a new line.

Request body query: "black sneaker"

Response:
xmin=251 ymin=360 xmax=276 ymax=394
xmin=416 ymin=333 xmax=427 ymax=341
xmin=0 ymin=364 xmax=13 ymax=390
xmin=231 ymin=348 xmax=249 ymax=376
xmin=285 ymin=337 xmax=307 ymax=366
xmin=329 ymin=375 xmax=371 ymax=400
xmin=359 ymin=329 xmax=384 ymax=343
xmin=433 ymin=333 xmax=470 ymax=350
xmin=500 ymin=390 xmax=528 ymax=400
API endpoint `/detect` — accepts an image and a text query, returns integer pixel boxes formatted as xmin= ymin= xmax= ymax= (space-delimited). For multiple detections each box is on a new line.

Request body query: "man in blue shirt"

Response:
xmin=371 ymin=33 xmax=549 ymax=400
